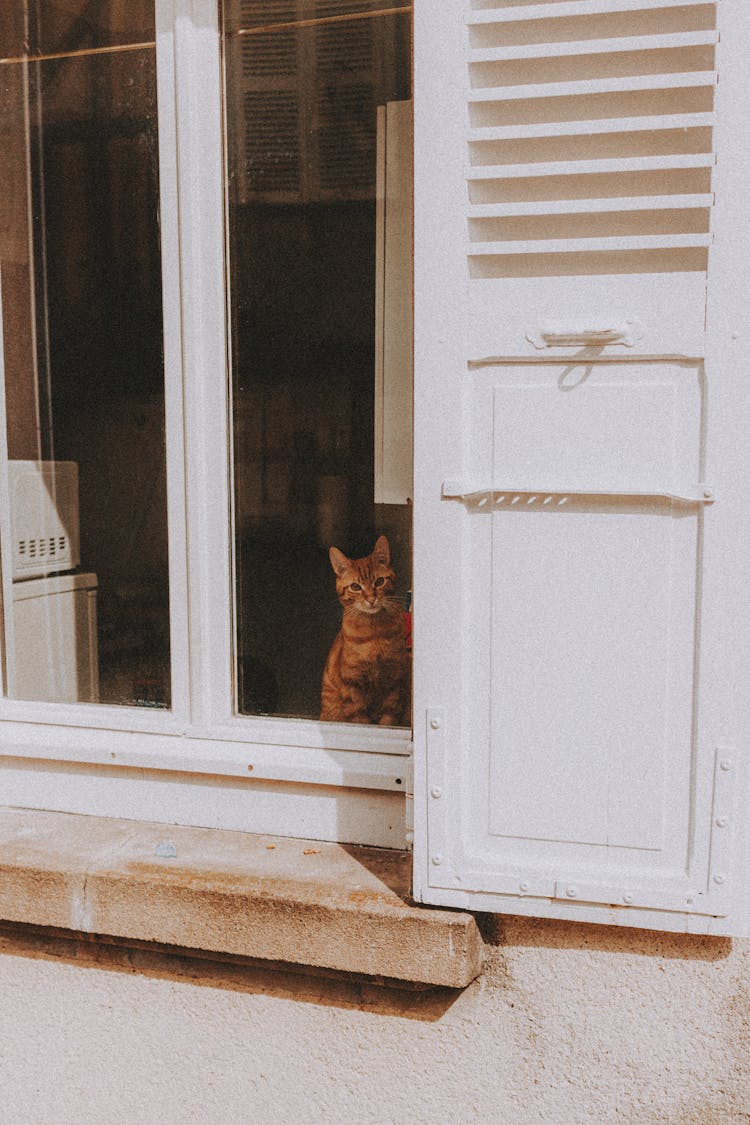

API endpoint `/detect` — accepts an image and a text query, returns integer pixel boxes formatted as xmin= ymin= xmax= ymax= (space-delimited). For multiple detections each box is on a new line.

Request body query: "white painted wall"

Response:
xmin=1 ymin=920 xmax=748 ymax=1123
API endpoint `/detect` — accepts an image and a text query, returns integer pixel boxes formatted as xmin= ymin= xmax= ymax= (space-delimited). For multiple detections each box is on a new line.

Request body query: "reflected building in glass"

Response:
xmin=0 ymin=1 xmax=170 ymax=707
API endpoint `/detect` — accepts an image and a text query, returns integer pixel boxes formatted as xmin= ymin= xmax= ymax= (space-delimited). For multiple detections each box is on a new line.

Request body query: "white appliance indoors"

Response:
xmin=9 ymin=461 xmax=98 ymax=703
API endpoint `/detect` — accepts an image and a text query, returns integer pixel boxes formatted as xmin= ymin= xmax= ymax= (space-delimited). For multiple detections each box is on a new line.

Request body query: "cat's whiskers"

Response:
xmin=351 ymin=601 xmax=382 ymax=616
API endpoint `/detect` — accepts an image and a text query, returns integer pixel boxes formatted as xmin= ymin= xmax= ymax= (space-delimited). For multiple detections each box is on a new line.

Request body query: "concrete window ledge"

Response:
xmin=0 ymin=807 xmax=483 ymax=989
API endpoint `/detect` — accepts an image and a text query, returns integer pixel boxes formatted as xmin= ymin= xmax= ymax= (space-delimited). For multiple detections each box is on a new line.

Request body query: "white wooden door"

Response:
xmin=413 ymin=0 xmax=750 ymax=934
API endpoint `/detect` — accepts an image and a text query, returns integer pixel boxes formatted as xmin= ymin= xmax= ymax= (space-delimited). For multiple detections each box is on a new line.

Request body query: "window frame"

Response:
xmin=0 ymin=0 xmax=412 ymax=847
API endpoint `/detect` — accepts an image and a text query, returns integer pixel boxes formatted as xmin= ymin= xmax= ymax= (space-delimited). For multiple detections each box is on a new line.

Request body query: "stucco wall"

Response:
xmin=1 ymin=919 xmax=748 ymax=1124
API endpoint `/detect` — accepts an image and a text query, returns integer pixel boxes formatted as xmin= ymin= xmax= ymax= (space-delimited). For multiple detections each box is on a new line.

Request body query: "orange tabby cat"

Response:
xmin=320 ymin=535 xmax=410 ymax=725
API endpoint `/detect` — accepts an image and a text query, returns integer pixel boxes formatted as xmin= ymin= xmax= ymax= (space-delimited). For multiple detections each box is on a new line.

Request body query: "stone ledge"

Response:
xmin=0 ymin=807 xmax=483 ymax=989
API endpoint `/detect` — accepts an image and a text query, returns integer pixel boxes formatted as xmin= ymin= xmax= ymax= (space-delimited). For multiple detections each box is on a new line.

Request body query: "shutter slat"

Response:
xmin=468 ymin=194 xmax=713 ymax=218
xmin=469 ymin=31 xmax=718 ymax=63
xmin=466 ymin=153 xmax=715 ymax=180
xmin=469 ymin=71 xmax=716 ymax=103
xmin=467 ymin=233 xmax=712 ymax=255
xmin=465 ymin=3 xmax=716 ymax=271
xmin=469 ymin=112 xmax=713 ymax=142
xmin=467 ymin=0 xmax=716 ymax=25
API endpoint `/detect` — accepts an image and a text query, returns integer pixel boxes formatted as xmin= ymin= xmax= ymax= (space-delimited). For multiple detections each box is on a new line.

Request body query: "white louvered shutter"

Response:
xmin=412 ymin=0 xmax=750 ymax=934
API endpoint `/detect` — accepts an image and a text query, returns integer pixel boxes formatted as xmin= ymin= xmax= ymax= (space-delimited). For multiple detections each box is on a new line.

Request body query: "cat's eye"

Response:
xmin=350 ymin=583 xmax=362 ymax=592
xmin=374 ymin=578 xmax=385 ymax=588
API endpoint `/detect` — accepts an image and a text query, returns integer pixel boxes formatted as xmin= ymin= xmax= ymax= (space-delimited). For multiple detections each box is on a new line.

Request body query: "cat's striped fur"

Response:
xmin=320 ymin=535 xmax=410 ymax=726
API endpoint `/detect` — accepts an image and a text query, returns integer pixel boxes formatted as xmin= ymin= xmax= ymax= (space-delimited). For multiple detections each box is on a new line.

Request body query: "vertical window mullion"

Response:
xmin=155 ymin=0 xmax=191 ymax=722
xmin=170 ymin=0 xmax=234 ymax=729
xmin=0 ymin=282 xmax=17 ymax=698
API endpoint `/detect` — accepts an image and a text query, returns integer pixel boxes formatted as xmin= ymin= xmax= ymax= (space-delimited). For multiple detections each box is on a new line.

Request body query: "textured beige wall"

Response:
xmin=1 ymin=919 xmax=748 ymax=1124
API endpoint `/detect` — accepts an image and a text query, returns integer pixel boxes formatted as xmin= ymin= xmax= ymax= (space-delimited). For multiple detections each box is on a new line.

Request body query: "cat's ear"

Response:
xmin=329 ymin=546 xmax=350 ymax=576
xmin=372 ymin=535 xmax=390 ymax=566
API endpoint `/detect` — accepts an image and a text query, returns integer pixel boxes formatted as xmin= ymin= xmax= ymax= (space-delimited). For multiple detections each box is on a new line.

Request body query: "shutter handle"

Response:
xmin=441 ymin=481 xmax=715 ymax=505
xmin=526 ymin=320 xmax=643 ymax=349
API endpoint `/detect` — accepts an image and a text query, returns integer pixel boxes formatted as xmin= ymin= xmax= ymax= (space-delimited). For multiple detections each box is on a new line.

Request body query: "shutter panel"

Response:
xmin=413 ymin=0 xmax=750 ymax=934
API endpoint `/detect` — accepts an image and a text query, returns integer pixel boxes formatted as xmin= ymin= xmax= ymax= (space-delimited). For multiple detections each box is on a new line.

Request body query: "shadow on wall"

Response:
xmin=0 ymin=922 xmax=462 ymax=1023
xmin=476 ymin=911 xmax=732 ymax=963
xmin=345 ymin=845 xmax=733 ymax=965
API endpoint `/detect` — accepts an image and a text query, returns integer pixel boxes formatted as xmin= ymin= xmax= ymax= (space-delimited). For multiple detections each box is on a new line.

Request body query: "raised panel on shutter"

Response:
xmin=413 ymin=0 xmax=750 ymax=934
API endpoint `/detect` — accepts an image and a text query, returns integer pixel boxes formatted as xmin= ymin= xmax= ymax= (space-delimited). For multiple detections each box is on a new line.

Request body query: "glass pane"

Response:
xmin=222 ymin=1 xmax=412 ymax=724
xmin=0 ymin=2 xmax=170 ymax=708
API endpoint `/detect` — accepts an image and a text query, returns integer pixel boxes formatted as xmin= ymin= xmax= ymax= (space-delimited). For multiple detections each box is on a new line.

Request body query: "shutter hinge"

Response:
xmin=426 ymin=708 xmax=448 ymax=880
xmin=705 ymin=748 xmax=735 ymax=915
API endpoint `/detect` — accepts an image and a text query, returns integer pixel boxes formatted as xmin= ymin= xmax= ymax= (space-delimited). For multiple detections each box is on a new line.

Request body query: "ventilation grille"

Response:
xmin=17 ymin=536 xmax=69 ymax=563
xmin=465 ymin=0 xmax=718 ymax=275
xmin=9 ymin=460 xmax=80 ymax=580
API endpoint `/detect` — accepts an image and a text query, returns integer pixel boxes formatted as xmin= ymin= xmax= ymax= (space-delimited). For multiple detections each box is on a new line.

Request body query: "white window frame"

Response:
xmin=3 ymin=0 xmax=748 ymax=940
xmin=0 ymin=0 xmax=412 ymax=848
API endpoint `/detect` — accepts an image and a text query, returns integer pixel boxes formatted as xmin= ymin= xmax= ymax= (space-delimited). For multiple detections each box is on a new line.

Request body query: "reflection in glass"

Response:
xmin=222 ymin=1 xmax=412 ymax=722
xmin=0 ymin=2 xmax=170 ymax=707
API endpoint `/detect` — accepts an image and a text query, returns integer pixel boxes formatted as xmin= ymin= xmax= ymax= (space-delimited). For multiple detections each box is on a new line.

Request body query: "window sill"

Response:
xmin=0 ymin=807 xmax=482 ymax=989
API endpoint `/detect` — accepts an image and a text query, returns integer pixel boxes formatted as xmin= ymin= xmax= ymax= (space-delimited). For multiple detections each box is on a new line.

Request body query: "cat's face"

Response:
xmin=329 ymin=535 xmax=396 ymax=615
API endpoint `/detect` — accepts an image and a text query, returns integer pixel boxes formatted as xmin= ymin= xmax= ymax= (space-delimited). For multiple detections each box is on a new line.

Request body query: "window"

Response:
xmin=1 ymin=0 xmax=750 ymax=939
xmin=222 ymin=0 xmax=412 ymax=722
xmin=0 ymin=2 xmax=170 ymax=710
xmin=0 ymin=0 xmax=413 ymax=850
